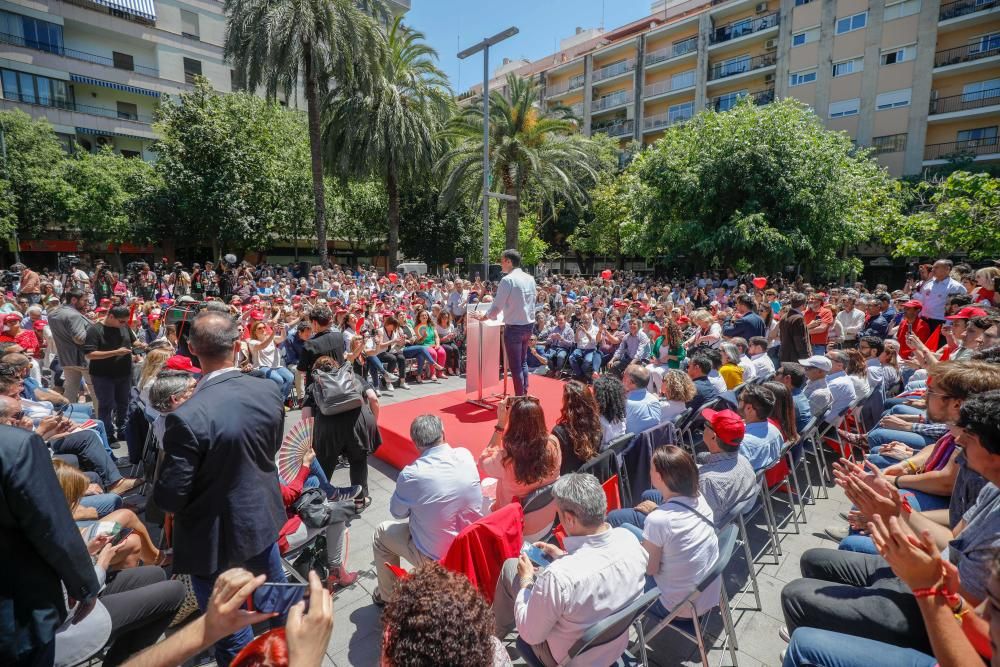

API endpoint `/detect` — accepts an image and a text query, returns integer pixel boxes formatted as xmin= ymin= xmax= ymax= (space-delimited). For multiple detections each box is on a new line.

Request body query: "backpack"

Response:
xmin=311 ymin=363 xmax=363 ymax=416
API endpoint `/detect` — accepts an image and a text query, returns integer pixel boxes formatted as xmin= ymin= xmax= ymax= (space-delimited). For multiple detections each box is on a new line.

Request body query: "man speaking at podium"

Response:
xmin=473 ymin=249 xmax=536 ymax=396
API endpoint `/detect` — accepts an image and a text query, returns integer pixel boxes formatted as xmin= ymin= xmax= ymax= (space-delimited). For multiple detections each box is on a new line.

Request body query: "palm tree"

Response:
xmin=224 ymin=0 xmax=386 ymax=267
xmin=439 ymin=74 xmax=599 ymax=252
xmin=322 ymin=17 xmax=451 ymax=270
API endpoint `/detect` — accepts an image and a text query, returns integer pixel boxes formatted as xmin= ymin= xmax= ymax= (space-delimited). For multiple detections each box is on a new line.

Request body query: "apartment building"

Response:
xmin=470 ymin=0 xmax=999 ymax=176
xmin=0 ymin=0 xmax=409 ymax=160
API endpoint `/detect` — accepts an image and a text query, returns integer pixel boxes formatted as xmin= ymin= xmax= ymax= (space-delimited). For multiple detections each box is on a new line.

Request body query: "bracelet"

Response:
xmin=900 ymin=496 xmax=914 ymax=515
xmin=893 ymin=475 xmax=903 ymax=489
xmin=912 ymin=587 xmax=961 ymax=608
xmin=905 ymin=460 xmax=919 ymax=474
xmin=518 ymin=576 xmax=534 ymax=589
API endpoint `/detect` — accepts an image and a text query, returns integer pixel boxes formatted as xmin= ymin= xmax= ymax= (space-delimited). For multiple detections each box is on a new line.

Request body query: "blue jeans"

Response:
xmin=263 ymin=366 xmax=294 ymax=400
xmin=568 ymin=348 xmax=600 ymax=378
xmin=784 ymin=627 xmax=935 ymax=667
xmin=303 ymin=458 xmax=336 ymax=497
xmin=866 ymin=427 xmax=937 ymax=452
xmin=811 ymin=344 xmax=827 ymax=355
xmin=91 ymin=375 xmax=130 ymax=442
xmin=79 ymin=493 xmax=123 ymax=517
xmin=402 ymin=345 xmax=436 ymax=376
xmin=888 ymin=405 xmax=925 ymax=417
xmin=191 ymin=542 xmax=287 ymax=667
xmin=504 ymin=324 xmax=533 ymax=397
xmin=607 ymin=490 xmax=664 ymax=530
xmin=545 ymin=347 xmax=569 ymax=372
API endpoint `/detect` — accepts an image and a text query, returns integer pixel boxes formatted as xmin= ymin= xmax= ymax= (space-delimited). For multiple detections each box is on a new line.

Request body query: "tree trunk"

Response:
xmin=503 ymin=170 xmax=519 ymax=251
xmin=303 ymin=41 xmax=328 ymax=268
xmin=386 ymin=160 xmax=400 ymax=271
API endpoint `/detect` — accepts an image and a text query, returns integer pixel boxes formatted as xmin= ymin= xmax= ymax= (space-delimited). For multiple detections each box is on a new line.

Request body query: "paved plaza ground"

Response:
xmin=304 ymin=375 xmax=854 ymax=667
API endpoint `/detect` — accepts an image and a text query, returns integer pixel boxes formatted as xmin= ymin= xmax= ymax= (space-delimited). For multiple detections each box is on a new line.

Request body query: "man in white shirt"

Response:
xmin=492 ymin=473 xmax=648 ymax=666
xmin=730 ymin=337 xmax=757 ymax=382
xmin=799 ymin=355 xmax=834 ymax=418
xmin=916 ymin=258 xmax=966 ymax=329
xmin=748 ymin=336 xmax=775 ymax=377
xmin=473 ymin=249 xmax=537 ymax=396
xmin=372 ymin=415 xmax=483 ymax=605
xmin=835 ymin=295 xmax=866 ymax=348
xmin=811 ymin=350 xmax=857 ymax=425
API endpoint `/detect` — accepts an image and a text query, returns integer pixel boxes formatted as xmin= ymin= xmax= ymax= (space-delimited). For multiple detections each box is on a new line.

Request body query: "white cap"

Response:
xmin=798 ymin=355 xmax=832 ymax=371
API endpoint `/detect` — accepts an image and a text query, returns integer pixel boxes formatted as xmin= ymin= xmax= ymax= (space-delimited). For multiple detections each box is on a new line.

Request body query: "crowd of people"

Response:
xmin=2 ymin=250 xmax=999 ymax=667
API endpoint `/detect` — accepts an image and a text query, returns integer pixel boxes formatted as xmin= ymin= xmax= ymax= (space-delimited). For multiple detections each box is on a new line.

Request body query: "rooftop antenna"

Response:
xmin=601 ymin=0 xmax=606 ymax=28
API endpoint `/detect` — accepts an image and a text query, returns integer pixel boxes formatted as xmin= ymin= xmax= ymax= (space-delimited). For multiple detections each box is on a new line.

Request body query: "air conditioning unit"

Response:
xmin=764 ymin=73 xmax=775 ymax=84
xmin=765 ymin=37 xmax=779 ymax=50
xmin=755 ymin=2 xmax=769 ymax=12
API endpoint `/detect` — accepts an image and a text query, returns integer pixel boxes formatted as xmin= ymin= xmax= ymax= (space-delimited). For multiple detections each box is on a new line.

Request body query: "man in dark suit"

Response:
xmin=779 ymin=293 xmax=811 ymax=363
xmin=154 ymin=311 xmax=286 ymax=667
xmin=0 ymin=425 xmax=99 ymax=667
xmin=722 ymin=293 xmax=766 ymax=341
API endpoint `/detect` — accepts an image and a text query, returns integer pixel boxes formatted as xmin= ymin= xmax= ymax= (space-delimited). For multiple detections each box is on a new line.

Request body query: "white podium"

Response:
xmin=466 ymin=304 xmax=507 ymax=408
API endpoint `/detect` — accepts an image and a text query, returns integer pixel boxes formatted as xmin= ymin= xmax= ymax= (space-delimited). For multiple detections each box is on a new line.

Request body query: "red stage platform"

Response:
xmin=373 ymin=375 xmax=567 ymax=471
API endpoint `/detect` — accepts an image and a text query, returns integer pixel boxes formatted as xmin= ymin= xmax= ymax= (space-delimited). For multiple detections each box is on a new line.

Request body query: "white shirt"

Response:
xmin=738 ymin=356 xmax=757 ymax=382
xmin=750 ymin=351 xmax=775 ymax=377
xmin=865 ymin=358 xmax=885 ymax=391
xmin=659 ymin=399 xmax=687 ymax=423
xmin=825 ymin=370 xmax=858 ymax=423
xmin=917 ymin=277 xmax=966 ymax=320
xmin=599 ymin=416 xmax=626 ymax=448
xmin=835 ymin=308 xmax=866 ymax=341
xmin=707 ymin=370 xmax=728 ymax=393
xmin=487 ymin=268 xmax=537 ymax=326
xmin=389 ymin=444 xmax=483 ymax=560
xmin=514 ymin=527 xmax=648 ymax=666
xmin=644 ymin=494 xmax=721 ymax=618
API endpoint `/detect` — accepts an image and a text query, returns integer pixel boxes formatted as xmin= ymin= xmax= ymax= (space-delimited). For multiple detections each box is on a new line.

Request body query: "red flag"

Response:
xmin=924 ymin=325 xmax=941 ymax=352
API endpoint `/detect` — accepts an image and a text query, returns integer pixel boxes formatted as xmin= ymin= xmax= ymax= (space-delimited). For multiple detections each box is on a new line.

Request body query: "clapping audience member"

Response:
xmin=593 ymin=374 xmax=627 ymax=446
xmin=492 ymin=474 xmax=647 ymax=666
xmin=551 ymin=380 xmax=602 ymax=474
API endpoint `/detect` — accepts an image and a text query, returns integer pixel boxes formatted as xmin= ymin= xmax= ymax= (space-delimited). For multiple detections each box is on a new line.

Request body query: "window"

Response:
xmin=962 ymin=78 xmax=1000 ymax=102
xmin=0 ymin=10 xmax=64 ymax=54
xmin=719 ymin=54 xmax=750 ymax=77
xmin=792 ymin=27 xmax=819 ymax=47
xmin=829 ymin=98 xmax=860 ymax=117
xmin=789 ymin=69 xmax=817 ymax=86
xmin=183 ymin=57 xmax=202 ymax=84
xmin=120 ymin=150 xmax=141 ymax=158
xmin=836 ymin=11 xmax=868 ymax=34
xmin=715 ymin=90 xmax=747 ymax=112
xmin=672 ymin=36 xmax=697 ymax=56
xmin=1 ymin=68 xmax=72 ymax=108
xmin=832 ymin=57 xmax=864 ymax=76
xmin=671 ymin=69 xmax=696 ymax=89
xmin=180 ymin=9 xmax=200 ymax=40
xmin=668 ymin=100 xmax=694 ymax=123
xmin=880 ymin=45 xmax=914 ymax=65
xmin=112 ymin=51 xmax=135 ymax=71
xmin=794 ymin=0 xmax=815 ymax=5
xmin=872 ymin=133 xmax=907 ymax=154
xmin=884 ymin=0 xmax=920 ymax=19
xmin=116 ymin=101 xmax=138 ymax=120
xmin=957 ymin=126 xmax=998 ymax=146
xmin=970 ymin=32 xmax=1000 ymax=54
xmin=875 ymin=88 xmax=912 ymax=110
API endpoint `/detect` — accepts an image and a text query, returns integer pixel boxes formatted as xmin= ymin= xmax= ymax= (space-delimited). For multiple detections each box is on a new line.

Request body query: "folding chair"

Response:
xmin=715 ymin=492 xmax=762 ymax=612
xmin=606 ymin=432 xmax=637 ymax=506
xmin=761 ymin=441 xmax=805 ymax=535
xmin=641 ymin=525 xmax=741 ymax=667
xmin=516 ymin=589 xmax=661 ymax=667
xmin=785 ymin=416 xmax=817 ymax=512
xmin=804 ymin=405 xmax=833 ymax=499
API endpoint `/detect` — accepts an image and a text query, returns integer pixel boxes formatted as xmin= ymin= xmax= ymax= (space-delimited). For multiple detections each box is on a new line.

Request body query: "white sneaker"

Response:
xmin=383 ymin=383 xmax=394 ymax=393
xmin=384 ymin=371 xmax=399 ymax=384
xmin=399 ymin=381 xmax=410 ymax=390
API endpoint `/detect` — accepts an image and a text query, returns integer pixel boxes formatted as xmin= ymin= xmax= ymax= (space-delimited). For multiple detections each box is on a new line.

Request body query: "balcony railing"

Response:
xmin=710 ymin=13 xmax=778 ymax=44
xmin=592 ymin=59 xmax=636 ymax=83
xmin=751 ymin=87 xmax=775 ymax=105
xmin=708 ymin=52 xmax=776 ymax=80
xmin=939 ymin=0 xmax=998 ymax=21
xmin=593 ymin=119 xmax=635 ymax=137
xmin=592 ymin=91 xmax=634 ymax=112
xmin=644 ymin=75 xmax=696 ymax=98
xmin=929 ymin=88 xmax=1000 ymax=114
xmin=924 ymin=136 xmax=1000 ymax=160
xmin=644 ymin=108 xmax=693 ymax=131
xmin=934 ymin=41 xmax=1000 ymax=67
xmin=546 ymin=74 xmax=586 ymax=97
xmin=1 ymin=92 xmax=154 ymax=123
xmin=645 ymin=37 xmax=698 ymax=66
xmin=568 ymin=102 xmax=584 ymax=116
xmin=711 ymin=87 xmax=774 ymax=111
xmin=0 ymin=32 xmax=160 ymax=77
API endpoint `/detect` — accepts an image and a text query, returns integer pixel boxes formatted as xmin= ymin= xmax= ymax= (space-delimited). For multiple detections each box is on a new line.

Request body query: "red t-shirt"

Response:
xmin=897 ymin=317 xmax=931 ymax=359
xmin=803 ymin=307 xmax=833 ymax=345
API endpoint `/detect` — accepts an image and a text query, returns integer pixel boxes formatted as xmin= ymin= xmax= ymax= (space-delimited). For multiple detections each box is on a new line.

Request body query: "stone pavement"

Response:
xmin=292 ymin=376 xmax=854 ymax=667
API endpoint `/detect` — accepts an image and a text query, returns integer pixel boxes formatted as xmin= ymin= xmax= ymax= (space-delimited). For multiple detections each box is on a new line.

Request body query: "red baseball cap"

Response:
xmin=945 ymin=306 xmax=987 ymax=321
xmin=165 ymin=354 xmax=200 ymax=373
xmin=702 ymin=408 xmax=745 ymax=447
xmin=3 ymin=313 xmax=20 ymax=323
xmin=902 ymin=299 xmax=923 ymax=310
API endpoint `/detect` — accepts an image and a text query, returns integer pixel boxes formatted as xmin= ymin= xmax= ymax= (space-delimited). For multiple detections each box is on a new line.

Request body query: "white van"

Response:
xmin=396 ymin=261 xmax=428 ymax=276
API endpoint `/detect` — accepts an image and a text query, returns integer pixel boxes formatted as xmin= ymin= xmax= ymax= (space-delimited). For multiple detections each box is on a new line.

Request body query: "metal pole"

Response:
xmin=481 ymin=46 xmax=490 ymax=283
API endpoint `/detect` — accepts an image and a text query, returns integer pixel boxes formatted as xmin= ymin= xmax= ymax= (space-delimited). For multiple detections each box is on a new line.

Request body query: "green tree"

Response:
xmin=891 ymin=171 xmax=1000 ymax=260
xmin=329 ymin=179 xmax=388 ymax=265
xmin=567 ymin=171 xmax=643 ymax=269
xmin=398 ymin=183 xmax=479 ymax=270
xmin=323 ymin=17 xmax=451 ymax=270
xmin=630 ymin=98 xmax=901 ymax=277
xmin=224 ymin=0 xmax=386 ymax=267
xmin=0 ymin=110 xmax=72 ymax=239
xmin=439 ymin=74 xmax=602 ymax=252
xmin=489 ymin=204 xmax=547 ymax=266
xmin=151 ymin=81 xmax=311 ymax=254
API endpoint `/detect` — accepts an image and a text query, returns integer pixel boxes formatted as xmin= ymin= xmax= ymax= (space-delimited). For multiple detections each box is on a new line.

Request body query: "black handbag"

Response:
xmin=291 ymin=487 xmax=330 ymax=528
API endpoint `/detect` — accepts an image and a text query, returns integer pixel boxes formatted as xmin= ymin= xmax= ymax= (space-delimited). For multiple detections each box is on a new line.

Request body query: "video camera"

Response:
xmin=57 ymin=255 xmax=80 ymax=275
xmin=0 ymin=270 xmax=19 ymax=290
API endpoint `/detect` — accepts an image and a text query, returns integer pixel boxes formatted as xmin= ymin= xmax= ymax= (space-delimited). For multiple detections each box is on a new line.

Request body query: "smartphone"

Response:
xmin=111 ymin=527 xmax=134 ymax=546
xmin=522 ymin=544 xmax=552 ymax=568
xmin=54 ymin=402 xmax=69 ymax=416
xmin=248 ymin=582 xmax=308 ymax=614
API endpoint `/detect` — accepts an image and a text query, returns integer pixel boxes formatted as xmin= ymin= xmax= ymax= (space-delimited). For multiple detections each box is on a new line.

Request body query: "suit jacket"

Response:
xmin=154 ymin=370 xmax=286 ymax=576
xmin=0 ymin=427 xmax=99 ymax=662
xmin=779 ymin=310 xmax=810 ymax=362
xmin=721 ymin=311 xmax=766 ymax=341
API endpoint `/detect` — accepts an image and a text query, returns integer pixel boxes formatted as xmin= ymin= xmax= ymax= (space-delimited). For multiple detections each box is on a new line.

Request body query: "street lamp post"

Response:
xmin=458 ymin=26 xmax=518 ymax=283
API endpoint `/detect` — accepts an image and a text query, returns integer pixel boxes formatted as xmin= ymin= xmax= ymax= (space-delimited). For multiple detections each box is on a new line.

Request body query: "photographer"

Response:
xmin=92 ymin=262 xmax=115 ymax=304
xmin=168 ymin=262 xmax=191 ymax=298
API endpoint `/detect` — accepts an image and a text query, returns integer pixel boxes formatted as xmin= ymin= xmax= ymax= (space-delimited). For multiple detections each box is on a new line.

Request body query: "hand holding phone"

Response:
xmin=111 ymin=527 xmax=134 ymax=546
xmin=248 ymin=582 xmax=308 ymax=614
xmin=522 ymin=544 xmax=552 ymax=568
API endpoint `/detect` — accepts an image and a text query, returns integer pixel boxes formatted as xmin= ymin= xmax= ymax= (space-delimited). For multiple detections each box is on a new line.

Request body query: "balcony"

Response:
xmin=643 ymin=108 xmax=693 ymax=132
xmin=711 ymin=87 xmax=774 ymax=111
xmin=592 ymin=91 xmax=634 ymax=113
xmin=593 ymin=119 xmax=635 ymax=138
xmin=708 ymin=52 xmax=776 ymax=81
xmin=644 ymin=75 xmax=696 ymax=99
xmin=929 ymin=88 xmax=1000 ymax=115
xmin=0 ymin=31 xmax=160 ymax=77
xmin=934 ymin=41 xmax=1000 ymax=68
xmin=710 ymin=13 xmax=778 ymax=45
xmin=0 ymin=91 xmax=154 ymax=124
xmin=939 ymin=0 xmax=998 ymax=21
xmin=645 ymin=37 xmax=698 ymax=67
xmin=592 ymin=59 xmax=636 ymax=84
xmin=924 ymin=136 xmax=1000 ymax=161
xmin=546 ymin=74 xmax=586 ymax=97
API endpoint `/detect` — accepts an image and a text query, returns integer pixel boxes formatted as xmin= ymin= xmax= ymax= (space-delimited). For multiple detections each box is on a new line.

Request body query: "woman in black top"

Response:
xmin=550 ymin=380 xmax=602 ymax=474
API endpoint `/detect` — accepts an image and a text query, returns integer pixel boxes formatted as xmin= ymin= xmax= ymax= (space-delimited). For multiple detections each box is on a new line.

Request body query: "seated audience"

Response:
xmin=686 ymin=353 xmax=720 ymax=412
xmin=718 ymin=343 xmax=744 ymax=390
xmin=774 ymin=362 xmax=812 ymax=434
xmin=551 ymin=380 xmax=602 ymax=474
xmin=738 ymin=384 xmax=784 ymax=471
xmin=623 ymin=364 xmax=661 ymax=434
xmin=748 ymin=336 xmax=776 ymax=377
xmin=659 ymin=369 xmax=697 ymax=423
xmin=593 ymin=374 xmax=627 ymax=446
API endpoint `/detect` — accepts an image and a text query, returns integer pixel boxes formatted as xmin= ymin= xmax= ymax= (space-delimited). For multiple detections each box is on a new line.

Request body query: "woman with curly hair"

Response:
xmin=593 ymin=374 xmax=627 ymax=447
xmin=551 ymin=380 xmax=602 ymax=474
xmin=382 ymin=562 xmax=510 ymax=667
xmin=480 ymin=396 xmax=561 ymax=541
xmin=659 ymin=369 xmax=697 ymax=423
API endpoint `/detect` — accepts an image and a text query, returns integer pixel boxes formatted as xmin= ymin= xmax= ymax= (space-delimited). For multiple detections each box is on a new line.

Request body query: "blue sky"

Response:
xmin=405 ymin=0 xmax=653 ymax=93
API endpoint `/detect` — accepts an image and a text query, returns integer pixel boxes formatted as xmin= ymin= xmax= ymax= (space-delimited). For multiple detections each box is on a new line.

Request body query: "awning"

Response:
xmin=70 ymin=74 xmax=160 ymax=98
xmin=75 ymin=127 xmax=154 ymax=141
xmin=87 ymin=0 xmax=156 ymax=21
